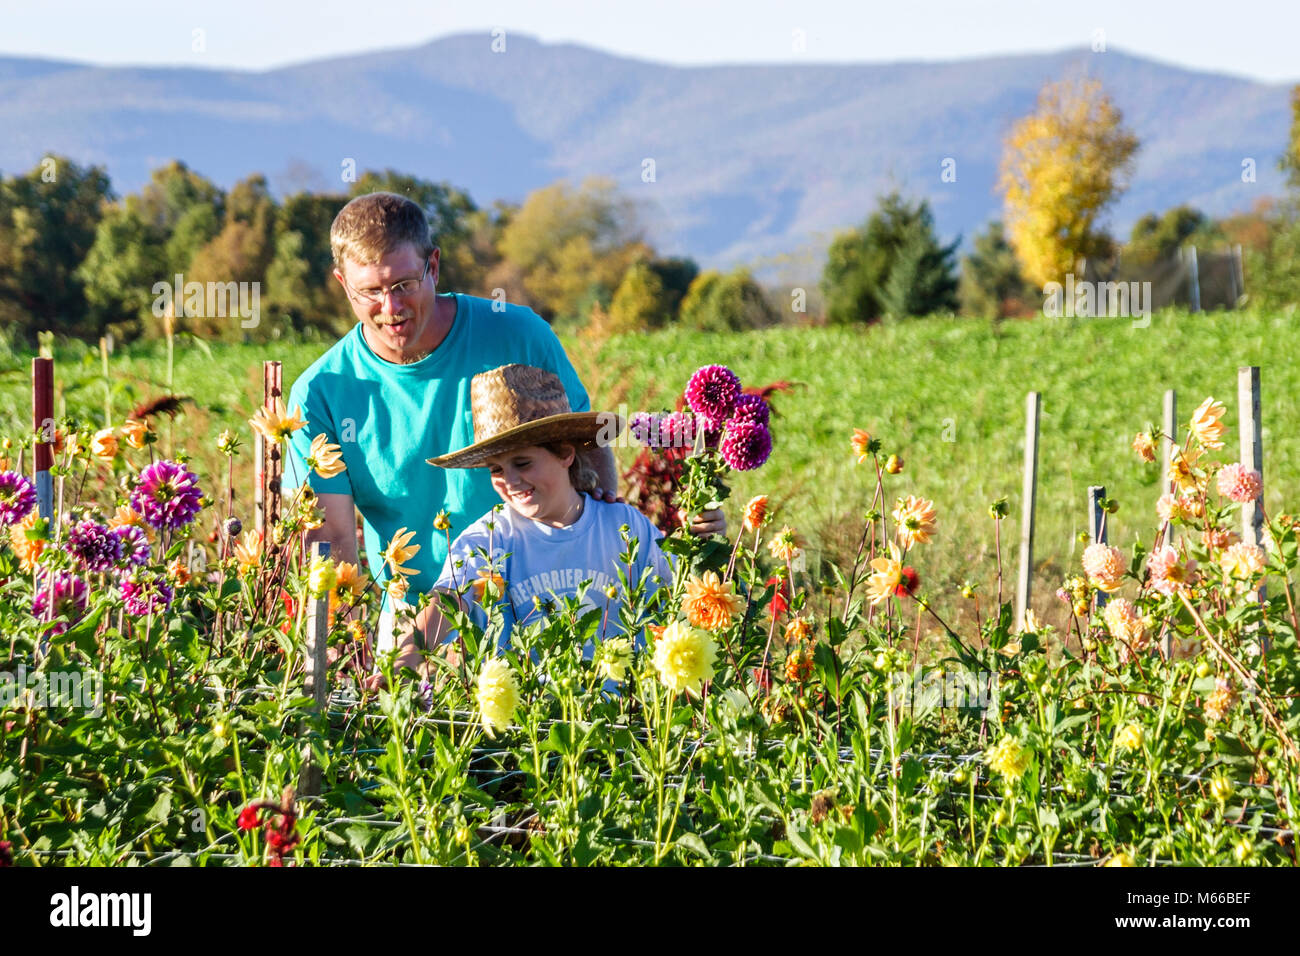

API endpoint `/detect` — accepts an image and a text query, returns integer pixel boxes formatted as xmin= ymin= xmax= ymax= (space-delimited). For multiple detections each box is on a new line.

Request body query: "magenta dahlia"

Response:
xmin=131 ymin=460 xmax=204 ymax=531
xmin=0 ymin=471 xmax=37 ymax=528
xmin=1216 ymin=463 xmax=1262 ymax=504
xmin=685 ymin=365 xmax=741 ymax=428
xmin=113 ymin=524 xmax=150 ymax=568
xmin=120 ymin=573 xmax=175 ymax=616
xmin=68 ymin=518 xmax=123 ymax=572
xmin=32 ymin=572 xmax=89 ymax=633
xmin=719 ymin=421 xmax=772 ymax=471
xmin=729 ymin=393 xmax=770 ymax=428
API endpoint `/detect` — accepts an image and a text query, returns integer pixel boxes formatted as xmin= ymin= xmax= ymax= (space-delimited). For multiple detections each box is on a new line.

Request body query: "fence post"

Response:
xmin=1186 ymin=245 xmax=1201 ymax=313
xmin=1238 ymin=367 xmax=1265 ymax=645
xmin=1088 ymin=485 xmax=1108 ymax=611
xmin=299 ymin=540 xmax=331 ymax=798
xmin=255 ymin=360 xmax=284 ymax=535
xmin=1016 ymin=392 xmax=1040 ymax=632
xmin=32 ymin=358 xmax=54 ymax=522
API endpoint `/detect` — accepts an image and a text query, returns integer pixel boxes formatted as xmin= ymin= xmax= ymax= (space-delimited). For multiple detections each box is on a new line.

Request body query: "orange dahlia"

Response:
xmin=742 ymin=495 xmax=770 ymax=534
xmin=683 ymin=571 xmax=740 ymax=631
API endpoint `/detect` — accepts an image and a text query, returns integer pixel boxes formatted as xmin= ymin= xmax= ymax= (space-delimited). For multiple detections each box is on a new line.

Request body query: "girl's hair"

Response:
xmin=540 ymin=441 xmax=598 ymax=493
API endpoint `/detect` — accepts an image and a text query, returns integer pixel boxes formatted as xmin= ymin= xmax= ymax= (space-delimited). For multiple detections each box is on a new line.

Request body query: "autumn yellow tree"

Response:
xmin=497 ymin=177 xmax=648 ymax=321
xmin=999 ymin=76 xmax=1139 ymax=287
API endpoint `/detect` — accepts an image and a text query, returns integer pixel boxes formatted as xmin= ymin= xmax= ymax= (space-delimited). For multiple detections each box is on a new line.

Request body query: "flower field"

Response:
xmin=1 ymin=311 xmax=1298 ymax=866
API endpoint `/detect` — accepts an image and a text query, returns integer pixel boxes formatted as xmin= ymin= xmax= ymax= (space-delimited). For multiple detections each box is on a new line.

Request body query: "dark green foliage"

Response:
xmin=821 ymin=191 xmax=958 ymax=323
xmin=959 ymin=221 xmax=1037 ymax=318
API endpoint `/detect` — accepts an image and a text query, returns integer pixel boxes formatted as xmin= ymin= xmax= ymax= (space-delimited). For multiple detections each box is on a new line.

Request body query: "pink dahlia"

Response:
xmin=1216 ymin=463 xmax=1262 ymax=504
xmin=131 ymin=460 xmax=204 ymax=531
xmin=0 ymin=471 xmax=37 ymax=528
xmin=120 ymin=573 xmax=174 ymax=616
xmin=685 ymin=365 xmax=741 ymax=428
xmin=1082 ymin=543 xmax=1126 ymax=592
xmin=68 ymin=518 xmax=123 ymax=572
xmin=729 ymin=393 xmax=770 ymax=428
xmin=1147 ymin=545 xmax=1197 ymax=597
xmin=113 ymin=524 xmax=150 ymax=567
xmin=32 ymin=572 xmax=89 ymax=633
xmin=719 ymin=421 xmax=772 ymax=471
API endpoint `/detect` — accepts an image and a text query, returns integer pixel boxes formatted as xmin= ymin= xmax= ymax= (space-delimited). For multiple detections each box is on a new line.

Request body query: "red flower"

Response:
xmin=766 ymin=575 xmax=790 ymax=618
xmin=237 ymin=806 xmax=261 ymax=831
xmin=279 ymin=589 xmax=296 ymax=635
xmin=0 ymin=840 xmax=13 ymax=867
xmin=894 ymin=567 xmax=920 ymax=597
xmin=752 ymin=666 xmax=772 ymax=694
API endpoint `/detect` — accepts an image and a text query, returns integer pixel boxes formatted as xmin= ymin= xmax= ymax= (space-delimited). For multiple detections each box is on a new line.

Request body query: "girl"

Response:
xmin=386 ymin=364 xmax=678 ymax=677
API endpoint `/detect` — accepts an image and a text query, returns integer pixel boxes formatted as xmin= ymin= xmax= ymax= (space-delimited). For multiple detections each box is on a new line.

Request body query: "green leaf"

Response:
xmin=674 ymin=831 xmax=714 ymax=862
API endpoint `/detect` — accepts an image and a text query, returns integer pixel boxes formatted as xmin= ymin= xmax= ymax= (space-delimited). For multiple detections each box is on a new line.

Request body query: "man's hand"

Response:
xmin=679 ymin=507 xmax=727 ymax=538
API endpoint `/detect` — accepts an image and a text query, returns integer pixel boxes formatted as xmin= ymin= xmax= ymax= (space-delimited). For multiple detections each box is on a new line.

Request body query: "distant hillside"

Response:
xmin=0 ymin=35 xmax=1290 ymax=272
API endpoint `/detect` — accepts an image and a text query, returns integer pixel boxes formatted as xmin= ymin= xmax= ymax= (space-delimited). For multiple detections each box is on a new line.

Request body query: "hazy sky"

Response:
xmin=2 ymin=0 xmax=1297 ymax=83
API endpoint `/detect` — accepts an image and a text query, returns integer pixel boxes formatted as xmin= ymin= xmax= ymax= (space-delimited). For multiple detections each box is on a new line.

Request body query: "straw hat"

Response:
xmin=427 ymin=364 xmax=622 ymax=469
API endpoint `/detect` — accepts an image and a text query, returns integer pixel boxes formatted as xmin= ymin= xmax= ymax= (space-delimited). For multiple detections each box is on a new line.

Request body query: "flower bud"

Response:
xmin=885 ymin=454 xmax=903 ymax=474
xmin=223 ymin=516 xmax=243 ymax=537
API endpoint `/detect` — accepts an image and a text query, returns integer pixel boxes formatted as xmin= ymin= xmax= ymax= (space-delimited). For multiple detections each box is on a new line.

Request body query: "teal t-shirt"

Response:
xmin=283 ymin=292 xmax=590 ymax=599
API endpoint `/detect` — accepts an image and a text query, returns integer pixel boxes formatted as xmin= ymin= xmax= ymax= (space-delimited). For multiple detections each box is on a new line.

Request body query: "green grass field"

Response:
xmin=2 ymin=308 xmax=1295 ymax=633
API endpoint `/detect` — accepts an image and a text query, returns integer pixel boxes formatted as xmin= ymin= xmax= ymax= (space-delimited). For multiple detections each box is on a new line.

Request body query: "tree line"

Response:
xmin=3 ymin=75 xmax=1300 ymax=345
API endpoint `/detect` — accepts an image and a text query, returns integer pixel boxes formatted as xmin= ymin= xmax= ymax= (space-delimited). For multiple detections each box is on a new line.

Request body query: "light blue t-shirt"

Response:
xmin=433 ymin=496 xmax=674 ymax=652
xmin=283 ymin=293 xmax=590 ymax=599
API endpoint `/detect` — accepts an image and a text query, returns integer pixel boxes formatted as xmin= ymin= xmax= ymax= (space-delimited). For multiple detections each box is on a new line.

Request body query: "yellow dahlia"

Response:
xmin=866 ymin=555 xmax=902 ymax=606
xmin=307 ymin=555 xmax=336 ymax=598
xmin=652 ymin=620 xmax=717 ymax=696
xmin=476 ymin=657 xmax=520 ymax=738
xmin=232 ymin=529 xmax=263 ymax=573
xmin=1102 ymin=598 xmax=1145 ymax=645
xmin=683 ymin=570 xmax=740 ymax=631
xmin=1189 ymin=397 xmax=1226 ymax=450
xmin=249 ymin=397 xmax=308 ymax=444
xmin=381 ymin=527 xmax=420 ymax=578
xmin=893 ymin=495 xmax=937 ymax=549
xmin=305 ymin=433 xmax=346 ymax=479
xmin=595 ymin=637 xmax=633 ymax=683
xmin=1115 ymin=723 xmax=1145 ymax=752
xmin=1219 ymin=542 xmax=1266 ymax=583
xmin=984 ymin=736 xmax=1030 ymax=778
xmin=767 ymin=526 xmax=802 ymax=563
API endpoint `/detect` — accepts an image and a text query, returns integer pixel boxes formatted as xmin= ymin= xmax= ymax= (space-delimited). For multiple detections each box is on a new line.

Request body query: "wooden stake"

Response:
xmin=1238 ymin=367 xmax=1265 ymax=642
xmin=255 ymin=361 xmax=283 ymax=535
xmin=32 ymin=358 xmax=54 ymax=522
xmin=1016 ymin=392 xmax=1040 ymax=632
xmin=299 ymin=540 xmax=331 ymax=797
xmin=1161 ymin=390 xmax=1176 ymax=496
xmin=1088 ymin=485 xmax=1108 ymax=611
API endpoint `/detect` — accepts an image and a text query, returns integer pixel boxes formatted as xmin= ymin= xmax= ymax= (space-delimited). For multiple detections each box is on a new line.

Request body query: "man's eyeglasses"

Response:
xmin=344 ymin=259 xmax=430 ymax=305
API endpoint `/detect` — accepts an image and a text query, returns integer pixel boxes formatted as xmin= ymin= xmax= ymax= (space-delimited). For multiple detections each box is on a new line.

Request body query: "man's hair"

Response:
xmin=330 ymin=192 xmax=435 ymax=270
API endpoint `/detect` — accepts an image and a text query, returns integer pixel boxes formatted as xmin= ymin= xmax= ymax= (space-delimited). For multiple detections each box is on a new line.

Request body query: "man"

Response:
xmin=285 ymin=192 xmax=719 ymax=654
